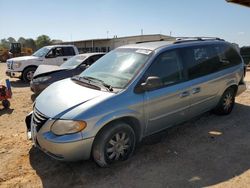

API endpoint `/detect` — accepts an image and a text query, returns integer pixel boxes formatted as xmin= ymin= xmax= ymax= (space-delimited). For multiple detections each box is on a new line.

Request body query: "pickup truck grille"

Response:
xmin=7 ymin=61 xmax=12 ymax=70
xmin=33 ymin=108 xmax=49 ymax=132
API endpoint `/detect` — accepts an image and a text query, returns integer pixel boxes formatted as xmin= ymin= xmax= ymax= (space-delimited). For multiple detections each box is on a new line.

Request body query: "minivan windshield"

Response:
xmin=60 ymin=55 xmax=87 ymax=69
xmin=78 ymin=48 xmax=151 ymax=89
xmin=32 ymin=47 xmax=51 ymax=57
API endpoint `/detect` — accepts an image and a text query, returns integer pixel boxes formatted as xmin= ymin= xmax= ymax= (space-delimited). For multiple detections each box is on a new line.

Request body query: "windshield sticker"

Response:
xmin=135 ymin=49 xmax=152 ymax=55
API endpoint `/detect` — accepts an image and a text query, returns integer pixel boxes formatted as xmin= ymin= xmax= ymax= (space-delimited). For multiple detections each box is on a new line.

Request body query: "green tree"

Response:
xmin=17 ymin=37 xmax=26 ymax=46
xmin=0 ymin=39 xmax=10 ymax=48
xmin=7 ymin=37 xmax=16 ymax=43
xmin=36 ymin=35 xmax=51 ymax=49
xmin=25 ymin=38 xmax=37 ymax=51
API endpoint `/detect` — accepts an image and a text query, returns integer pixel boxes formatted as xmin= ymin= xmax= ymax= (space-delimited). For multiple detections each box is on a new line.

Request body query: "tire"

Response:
xmin=2 ymin=100 xmax=10 ymax=109
xmin=92 ymin=122 xmax=136 ymax=167
xmin=213 ymin=87 xmax=236 ymax=115
xmin=22 ymin=67 xmax=37 ymax=83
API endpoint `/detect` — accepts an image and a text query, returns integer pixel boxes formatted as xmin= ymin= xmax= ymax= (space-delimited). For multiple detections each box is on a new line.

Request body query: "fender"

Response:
xmin=93 ymin=108 xmax=144 ymax=139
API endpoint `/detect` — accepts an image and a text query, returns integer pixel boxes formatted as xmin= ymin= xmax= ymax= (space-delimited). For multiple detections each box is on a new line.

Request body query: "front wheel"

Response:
xmin=22 ymin=67 xmax=36 ymax=83
xmin=92 ymin=122 xmax=136 ymax=167
xmin=213 ymin=88 xmax=236 ymax=115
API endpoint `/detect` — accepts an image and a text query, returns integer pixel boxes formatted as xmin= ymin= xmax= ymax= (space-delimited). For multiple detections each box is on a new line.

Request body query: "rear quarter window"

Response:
xmin=180 ymin=43 xmax=242 ymax=80
xmin=214 ymin=44 xmax=242 ymax=67
xmin=180 ymin=45 xmax=220 ymax=79
xmin=63 ymin=47 xmax=76 ymax=56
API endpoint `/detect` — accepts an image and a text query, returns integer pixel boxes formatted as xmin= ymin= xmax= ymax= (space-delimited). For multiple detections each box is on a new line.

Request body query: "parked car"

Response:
xmin=26 ymin=38 xmax=246 ymax=167
xmin=6 ymin=45 xmax=79 ymax=82
xmin=30 ymin=53 xmax=105 ymax=94
xmin=240 ymin=46 xmax=250 ymax=66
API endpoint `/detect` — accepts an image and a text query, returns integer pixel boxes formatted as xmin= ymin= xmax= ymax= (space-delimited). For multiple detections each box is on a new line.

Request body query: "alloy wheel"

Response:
xmin=106 ymin=132 xmax=131 ymax=161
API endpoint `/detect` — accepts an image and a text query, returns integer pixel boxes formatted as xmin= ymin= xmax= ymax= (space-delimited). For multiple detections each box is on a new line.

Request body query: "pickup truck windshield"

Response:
xmin=32 ymin=47 xmax=50 ymax=57
xmin=60 ymin=55 xmax=87 ymax=69
xmin=79 ymin=48 xmax=151 ymax=89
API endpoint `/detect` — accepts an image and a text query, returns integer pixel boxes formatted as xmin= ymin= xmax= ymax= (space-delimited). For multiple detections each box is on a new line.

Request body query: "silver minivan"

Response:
xmin=26 ymin=38 xmax=246 ymax=167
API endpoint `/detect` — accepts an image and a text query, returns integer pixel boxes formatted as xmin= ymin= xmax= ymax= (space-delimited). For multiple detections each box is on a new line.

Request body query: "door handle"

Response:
xmin=192 ymin=87 xmax=201 ymax=94
xmin=180 ymin=91 xmax=190 ymax=98
xmin=63 ymin=58 xmax=67 ymax=61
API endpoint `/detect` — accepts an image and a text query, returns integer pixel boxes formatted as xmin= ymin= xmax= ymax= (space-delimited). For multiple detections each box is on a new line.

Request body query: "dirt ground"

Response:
xmin=0 ymin=63 xmax=250 ymax=188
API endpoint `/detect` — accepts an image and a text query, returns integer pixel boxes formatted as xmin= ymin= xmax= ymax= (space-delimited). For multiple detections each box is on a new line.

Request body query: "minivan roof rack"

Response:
xmin=174 ymin=37 xmax=225 ymax=44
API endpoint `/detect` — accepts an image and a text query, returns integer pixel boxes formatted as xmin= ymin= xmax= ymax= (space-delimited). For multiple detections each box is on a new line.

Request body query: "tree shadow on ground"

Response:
xmin=29 ymin=103 xmax=250 ymax=188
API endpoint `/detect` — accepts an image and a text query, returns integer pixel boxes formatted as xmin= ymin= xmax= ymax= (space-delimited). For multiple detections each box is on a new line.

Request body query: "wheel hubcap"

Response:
xmin=27 ymin=71 xmax=34 ymax=81
xmin=106 ymin=132 xmax=130 ymax=160
xmin=223 ymin=93 xmax=233 ymax=110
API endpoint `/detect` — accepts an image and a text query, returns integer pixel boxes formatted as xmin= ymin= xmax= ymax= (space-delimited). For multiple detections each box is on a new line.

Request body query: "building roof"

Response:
xmin=226 ymin=0 xmax=250 ymax=7
xmin=118 ymin=41 xmax=174 ymax=51
xmin=59 ymin=34 xmax=174 ymax=44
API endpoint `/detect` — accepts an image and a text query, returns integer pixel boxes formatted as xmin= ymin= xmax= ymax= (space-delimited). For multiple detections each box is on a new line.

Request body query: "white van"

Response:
xmin=6 ymin=45 xmax=79 ymax=82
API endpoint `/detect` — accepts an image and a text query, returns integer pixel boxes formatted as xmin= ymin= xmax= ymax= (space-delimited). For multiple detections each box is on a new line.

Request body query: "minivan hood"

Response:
xmin=8 ymin=56 xmax=38 ymax=62
xmin=35 ymin=78 xmax=114 ymax=118
xmin=33 ymin=65 xmax=66 ymax=78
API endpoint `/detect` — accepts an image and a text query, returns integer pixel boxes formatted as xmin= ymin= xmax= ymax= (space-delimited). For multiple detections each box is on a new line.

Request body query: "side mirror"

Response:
xmin=135 ymin=76 xmax=162 ymax=93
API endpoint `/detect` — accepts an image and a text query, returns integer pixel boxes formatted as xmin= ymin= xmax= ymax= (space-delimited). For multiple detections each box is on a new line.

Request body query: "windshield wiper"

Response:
xmin=82 ymin=76 xmax=114 ymax=92
xmin=71 ymin=75 xmax=101 ymax=90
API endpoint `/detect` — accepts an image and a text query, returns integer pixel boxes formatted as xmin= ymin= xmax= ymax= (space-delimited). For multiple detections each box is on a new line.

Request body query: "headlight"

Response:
xmin=51 ymin=120 xmax=87 ymax=136
xmin=33 ymin=76 xmax=51 ymax=82
xmin=13 ymin=62 xmax=22 ymax=68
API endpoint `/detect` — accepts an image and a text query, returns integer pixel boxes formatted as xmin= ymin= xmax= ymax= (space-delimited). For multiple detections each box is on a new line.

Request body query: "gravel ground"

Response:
xmin=0 ymin=63 xmax=250 ymax=188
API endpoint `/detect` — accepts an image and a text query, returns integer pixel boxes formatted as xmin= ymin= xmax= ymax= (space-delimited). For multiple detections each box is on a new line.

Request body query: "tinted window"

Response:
xmin=63 ymin=47 xmax=76 ymax=56
xmin=180 ymin=46 xmax=217 ymax=79
xmin=180 ymin=44 xmax=241 ymax=80
xmin=224 ymin=45 xmax=241 ymax=66
xmin=145 ymin=50 xmax=183 ymax=87
xmin=214 ymin=44 xmax=241 ymax=68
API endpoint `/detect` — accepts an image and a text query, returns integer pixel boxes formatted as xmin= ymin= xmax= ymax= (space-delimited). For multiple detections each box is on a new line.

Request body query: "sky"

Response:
xmin=0 ymin=0 xmax=249 ymax=46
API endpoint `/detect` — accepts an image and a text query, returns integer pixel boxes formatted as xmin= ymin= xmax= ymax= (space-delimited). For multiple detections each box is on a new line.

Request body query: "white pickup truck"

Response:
xmin=6 ymin=45 xmax=79 ymax=82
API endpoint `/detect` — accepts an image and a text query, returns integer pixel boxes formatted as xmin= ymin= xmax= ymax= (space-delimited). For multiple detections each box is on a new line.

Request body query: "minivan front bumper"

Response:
xmin=36 ymin=135 xmax=94 ymax=161
xmin=26 ymin=112 xmax=94 ymax=161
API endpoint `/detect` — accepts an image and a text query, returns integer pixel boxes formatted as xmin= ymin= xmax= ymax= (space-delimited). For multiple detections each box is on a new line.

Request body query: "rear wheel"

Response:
xmin=92 ymin=122 xmax=136 ymax=167
xmin=22 ymin=67 xmax=36 ymax=83
xmin=213 ymin=88 xmax=236 ymax=115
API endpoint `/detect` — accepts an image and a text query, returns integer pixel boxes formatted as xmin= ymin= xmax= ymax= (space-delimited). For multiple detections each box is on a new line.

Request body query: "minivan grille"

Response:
xmin=33 ymin=108 xmax=49 ymax=132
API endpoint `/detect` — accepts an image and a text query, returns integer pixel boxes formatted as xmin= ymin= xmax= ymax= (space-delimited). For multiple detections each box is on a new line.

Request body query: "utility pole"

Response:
xmin=107 ymin=31 xmax=109 ymax=39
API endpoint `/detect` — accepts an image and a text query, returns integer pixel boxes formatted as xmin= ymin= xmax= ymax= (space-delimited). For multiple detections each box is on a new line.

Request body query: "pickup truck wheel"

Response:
xmin=92 ymin=122 xmax=136 ymax=167
xmin=213 ymin=88 xmax=235 ymax=115
xmin=22 ymin=67 xmax=36 ymax=83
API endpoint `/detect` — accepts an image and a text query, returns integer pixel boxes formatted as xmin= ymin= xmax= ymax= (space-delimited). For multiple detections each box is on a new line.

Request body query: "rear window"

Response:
xmin=63 ymin=47 xmax=76 ymax=56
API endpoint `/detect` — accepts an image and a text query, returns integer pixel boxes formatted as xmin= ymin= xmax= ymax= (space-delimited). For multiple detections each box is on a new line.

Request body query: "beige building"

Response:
xmin=59 ymin=34 xmax=175 ymax=53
